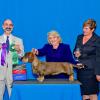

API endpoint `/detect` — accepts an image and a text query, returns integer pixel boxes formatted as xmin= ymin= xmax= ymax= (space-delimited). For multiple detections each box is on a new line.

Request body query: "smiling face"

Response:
xmin=48 ymin=35 xmax=60 ymax=46
xmin=82 ymin=19 xmax=96 ymax=36
xmin=2 ymin=19 xmax=14 ymax=35
xmin=48 ymin=31 xmax=61 ymax=46
xmin=83 ymin=26 xmax=94 ymax=36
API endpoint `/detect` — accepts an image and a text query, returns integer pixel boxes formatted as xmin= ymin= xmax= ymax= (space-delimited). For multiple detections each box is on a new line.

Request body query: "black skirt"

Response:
xmin=77 ymin=69 xmax=99 ymax=95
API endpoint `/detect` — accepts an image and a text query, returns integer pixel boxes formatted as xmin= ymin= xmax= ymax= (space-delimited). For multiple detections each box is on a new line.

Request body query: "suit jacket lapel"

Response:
xmin=0 ymin=35 xmax=5 ymax=44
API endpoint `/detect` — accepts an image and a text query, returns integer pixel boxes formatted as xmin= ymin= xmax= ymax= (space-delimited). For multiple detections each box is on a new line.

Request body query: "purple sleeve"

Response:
xmin=37 ymin=44 xmax=47 ymax=56
xmin=65 ymin=45 xmax=77 ymax=64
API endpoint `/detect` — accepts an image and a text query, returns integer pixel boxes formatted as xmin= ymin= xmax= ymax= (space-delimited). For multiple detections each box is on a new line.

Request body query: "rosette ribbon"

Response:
xmin=1 ymin=43 xmax=7 ymax=66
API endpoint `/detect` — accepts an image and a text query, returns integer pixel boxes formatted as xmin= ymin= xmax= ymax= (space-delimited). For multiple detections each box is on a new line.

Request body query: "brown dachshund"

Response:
xmin=22 ymin=52 xmax=82 ymax=82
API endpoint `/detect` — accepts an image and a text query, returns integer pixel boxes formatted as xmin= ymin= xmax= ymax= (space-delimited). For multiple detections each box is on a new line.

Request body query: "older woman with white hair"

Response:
xmin=32 ymin=30 xmax=76 ymax=78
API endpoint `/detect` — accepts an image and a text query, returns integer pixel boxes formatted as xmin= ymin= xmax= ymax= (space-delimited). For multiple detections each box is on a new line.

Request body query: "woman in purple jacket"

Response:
xmin=32 ymin=30 xmax=77 ymax=78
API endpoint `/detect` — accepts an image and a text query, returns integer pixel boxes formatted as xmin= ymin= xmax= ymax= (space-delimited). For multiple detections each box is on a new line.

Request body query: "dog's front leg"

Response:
xmin=69 ymin=74 xmax=74 ymax=81
xmin=68 ymin=64 xmax=74 ymax=81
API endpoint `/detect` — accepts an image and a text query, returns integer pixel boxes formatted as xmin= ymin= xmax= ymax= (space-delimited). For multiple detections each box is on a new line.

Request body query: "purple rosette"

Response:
xmin=1 ymin=43 xmax=7 ymax=66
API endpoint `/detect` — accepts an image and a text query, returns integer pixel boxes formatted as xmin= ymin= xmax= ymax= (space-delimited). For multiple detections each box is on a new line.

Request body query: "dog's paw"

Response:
xmin=69 ymin=75 xmax=74 ymax=81
xmin=37 ymin=76 xmax=44 ymax=82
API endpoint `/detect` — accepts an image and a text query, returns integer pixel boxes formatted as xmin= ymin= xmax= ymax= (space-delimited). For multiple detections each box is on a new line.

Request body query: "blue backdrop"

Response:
xmin=0 ymin=0 xmax=100 ymax=79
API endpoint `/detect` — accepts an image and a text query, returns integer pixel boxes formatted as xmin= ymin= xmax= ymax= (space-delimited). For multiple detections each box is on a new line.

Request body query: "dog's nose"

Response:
xmin=20 ymin=57 xmax=24 ymax=61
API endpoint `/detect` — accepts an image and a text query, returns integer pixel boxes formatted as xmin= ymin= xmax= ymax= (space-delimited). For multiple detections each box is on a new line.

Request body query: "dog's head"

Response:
xmin=22 ymin=52 xmax=34 ymax=63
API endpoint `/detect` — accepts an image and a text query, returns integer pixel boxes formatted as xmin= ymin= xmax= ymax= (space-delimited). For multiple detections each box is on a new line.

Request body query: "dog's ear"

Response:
xmin=27 ymin=52 xmax=34 ymax=63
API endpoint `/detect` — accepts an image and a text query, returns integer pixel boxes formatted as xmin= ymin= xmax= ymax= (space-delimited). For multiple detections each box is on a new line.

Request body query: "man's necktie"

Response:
xmin=6 ymin=36 xmax=9 ymax=53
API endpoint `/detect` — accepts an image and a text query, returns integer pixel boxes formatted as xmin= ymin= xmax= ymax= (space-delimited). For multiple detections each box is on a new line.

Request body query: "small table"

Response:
xmin=10 ymin=79 xmax=82 ymax=100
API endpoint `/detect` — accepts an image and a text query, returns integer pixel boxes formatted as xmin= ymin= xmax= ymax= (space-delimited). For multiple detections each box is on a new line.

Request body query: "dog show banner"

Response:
xmin=12 ymin=64 xmax=27 ymax=80
xmin=10 ymin=43 xmax=27 ymax=80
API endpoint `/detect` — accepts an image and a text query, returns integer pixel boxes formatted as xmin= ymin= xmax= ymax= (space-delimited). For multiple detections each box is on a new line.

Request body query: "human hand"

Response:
xmin=76 ymin=63 xmax=84 ymax=69
xmin=74 ymin=50 xmax=81 ymax=58
xmin=32 ymin=48 xmax=38 ymax=55
xmin=96 ymin=75 xmax=100 ymax=82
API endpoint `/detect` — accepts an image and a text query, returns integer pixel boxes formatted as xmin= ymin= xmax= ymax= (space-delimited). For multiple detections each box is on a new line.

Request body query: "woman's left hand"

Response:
xmin=76 ymin=63 xmax=84 ymax=69
xmin=96 ymin=75 xmax=100 ymax=82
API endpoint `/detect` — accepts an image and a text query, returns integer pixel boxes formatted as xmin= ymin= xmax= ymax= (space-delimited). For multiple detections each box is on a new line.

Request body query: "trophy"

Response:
xmin=75 ymin=48 xmax=81 ymax=62
xmin=75 ymin=48 xmax=84 ymax=69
